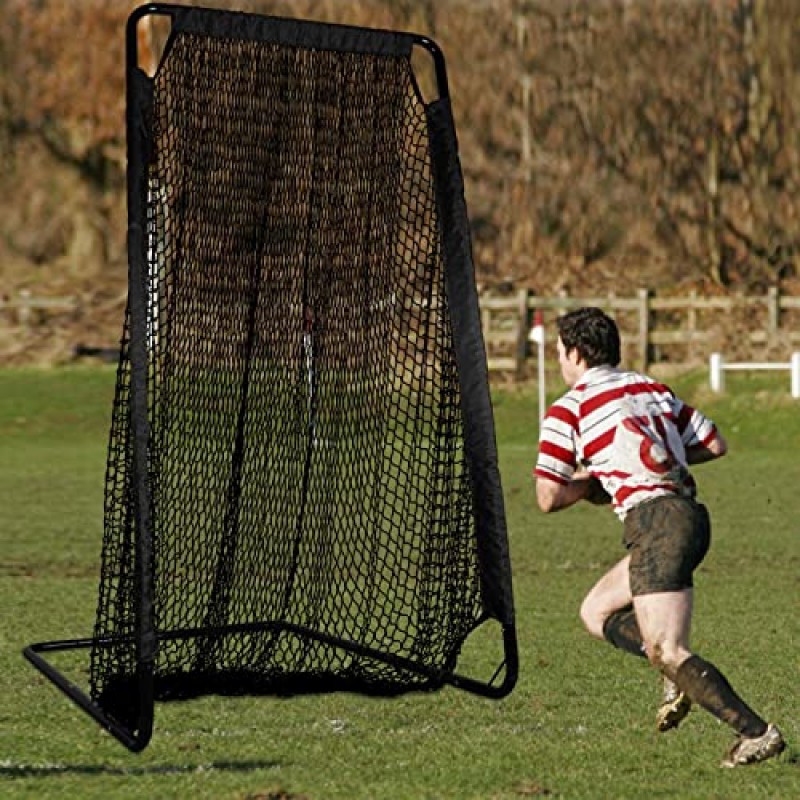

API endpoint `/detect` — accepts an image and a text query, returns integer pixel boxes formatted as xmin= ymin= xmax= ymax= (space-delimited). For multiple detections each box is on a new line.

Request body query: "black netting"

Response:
xmin=90 ymin=11 xmax=512 ymax=720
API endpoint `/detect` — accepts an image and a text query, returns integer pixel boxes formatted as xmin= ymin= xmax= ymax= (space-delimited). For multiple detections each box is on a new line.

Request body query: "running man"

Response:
xmin=534 ymin=307 xmax=785 ymax=767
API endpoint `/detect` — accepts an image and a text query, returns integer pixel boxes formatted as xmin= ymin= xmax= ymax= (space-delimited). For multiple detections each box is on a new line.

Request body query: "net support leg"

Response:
xmin=446 ymin=623 xmax=519 ymax=699
xmin=22 ymin=639 xmax=153 ymax=753
xmin=23 ymin=615 xmax=515 ymax=753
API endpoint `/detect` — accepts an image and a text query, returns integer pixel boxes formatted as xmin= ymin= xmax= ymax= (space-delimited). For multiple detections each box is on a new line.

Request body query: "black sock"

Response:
xmin=675 ymin=655 xmax=768 ymax=737
xmin=602 ymin=606 xmax=647 ymax=658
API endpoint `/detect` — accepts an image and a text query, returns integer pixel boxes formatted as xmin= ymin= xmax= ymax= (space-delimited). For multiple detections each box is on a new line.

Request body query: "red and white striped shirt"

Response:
xmin=535 ymin=366 xmax=718 ymax=520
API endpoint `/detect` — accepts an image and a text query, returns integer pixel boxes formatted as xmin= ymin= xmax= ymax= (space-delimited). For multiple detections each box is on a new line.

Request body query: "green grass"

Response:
xmin=1 ymin=365 xmax=798 ymax=799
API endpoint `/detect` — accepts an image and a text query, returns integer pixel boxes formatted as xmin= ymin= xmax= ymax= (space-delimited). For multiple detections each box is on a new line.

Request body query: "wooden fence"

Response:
xmin=0 ymin=290 xmax=79 ymax=324
xmin=3 ymin=287 xmax=800 ymax=376
xmin=481 ymin=287 xmax=800 ymax=376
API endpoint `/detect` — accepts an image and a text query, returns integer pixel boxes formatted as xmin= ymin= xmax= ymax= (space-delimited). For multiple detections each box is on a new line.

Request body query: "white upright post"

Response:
xmin=146 ymin=181 xmax=160 ymax=351
xmin=529 ymin=309 xmax=546 ymax=426
xmin=709 ymin=352 xmax=724 ymax=393
xmin=791 ymin=352 xmax=800 ymax=399
xmin=538 ymin=337 xmax=545 ymax=425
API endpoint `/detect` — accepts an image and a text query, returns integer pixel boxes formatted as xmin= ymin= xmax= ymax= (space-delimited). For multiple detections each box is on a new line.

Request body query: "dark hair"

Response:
xmin=556 ymin=307 xmax=621 ymax=367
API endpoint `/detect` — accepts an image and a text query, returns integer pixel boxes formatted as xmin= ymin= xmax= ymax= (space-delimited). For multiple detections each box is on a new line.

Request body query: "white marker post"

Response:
xmin=710 ymin=351 xmax=800 ymax=398
xmin=709 ymin=352 xmax=725 ymax=393
xmin=528 ymin=309 xmax=546 ymax=426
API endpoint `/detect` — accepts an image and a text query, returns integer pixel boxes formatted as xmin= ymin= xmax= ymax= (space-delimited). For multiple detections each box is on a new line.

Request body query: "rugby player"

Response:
xmin=534 ymin=307 xmax=785 ymax=767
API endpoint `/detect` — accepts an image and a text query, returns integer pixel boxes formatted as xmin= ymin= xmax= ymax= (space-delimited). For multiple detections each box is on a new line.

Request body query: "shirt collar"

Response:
xmin=575 ymin=364 xmax=618 ymax=390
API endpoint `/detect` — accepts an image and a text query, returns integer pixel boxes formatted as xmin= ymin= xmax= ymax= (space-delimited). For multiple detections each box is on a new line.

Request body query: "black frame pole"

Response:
xmin=18 ymin=3 xmax=186 ymax=754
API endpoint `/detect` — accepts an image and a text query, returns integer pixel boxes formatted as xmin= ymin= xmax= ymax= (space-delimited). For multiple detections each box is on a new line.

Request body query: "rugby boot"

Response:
xmin=656 ymin=676 xmax=692 ymax=732
xmin=720 ymin=724 xmax=786 ymax=767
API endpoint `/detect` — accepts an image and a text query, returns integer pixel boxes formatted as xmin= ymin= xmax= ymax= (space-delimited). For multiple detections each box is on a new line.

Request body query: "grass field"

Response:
xmin=1 ymin=365 xmax=798 ymax=799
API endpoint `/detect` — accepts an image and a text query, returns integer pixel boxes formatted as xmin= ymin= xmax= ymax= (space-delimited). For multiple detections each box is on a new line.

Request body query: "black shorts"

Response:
xmin=623 ymin=495 xmax=711 ymax=596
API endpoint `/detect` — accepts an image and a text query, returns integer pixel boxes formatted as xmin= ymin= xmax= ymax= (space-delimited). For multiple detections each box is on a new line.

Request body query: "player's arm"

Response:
xmin=536 ymin=473 xmax=606 ymax=513
xmin=674 ymin=393 xmax=728 ymax=466
xmin=536 ymin=396 xmax=602 ymax=512
xmin=685 ymin=429 xmax=728 ymax=465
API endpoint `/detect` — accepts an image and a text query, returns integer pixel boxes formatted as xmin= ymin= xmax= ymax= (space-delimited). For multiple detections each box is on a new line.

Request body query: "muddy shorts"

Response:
xmin=623 ymin=495 xmax=711 ymax=596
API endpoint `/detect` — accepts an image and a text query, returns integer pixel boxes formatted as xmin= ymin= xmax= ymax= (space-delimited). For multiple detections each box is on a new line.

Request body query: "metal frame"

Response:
xmin=23 ymin=3 xmax=517 ymax=754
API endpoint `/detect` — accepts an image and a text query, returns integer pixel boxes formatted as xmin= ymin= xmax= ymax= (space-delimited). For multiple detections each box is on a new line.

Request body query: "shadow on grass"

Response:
xmin=783 ymin=750 xmax=799 ymax=766
xmin=0 ymin=759 xmax=282 ymax=778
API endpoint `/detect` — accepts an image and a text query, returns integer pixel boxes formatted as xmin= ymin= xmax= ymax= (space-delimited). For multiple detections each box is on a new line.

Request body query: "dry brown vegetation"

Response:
xmin=1 ymin=0 xmax=798 ymax=363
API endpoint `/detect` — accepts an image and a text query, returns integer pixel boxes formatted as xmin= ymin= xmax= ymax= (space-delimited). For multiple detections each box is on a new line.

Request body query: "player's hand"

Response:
xmin=583 ymin=476 xmax=612 ymax=505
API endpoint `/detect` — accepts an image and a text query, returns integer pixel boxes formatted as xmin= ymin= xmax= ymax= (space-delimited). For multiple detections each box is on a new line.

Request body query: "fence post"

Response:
xmin=514 ymin=288 xmax=529 ymax=376
xmin=687 ymin=289 xmax=697 ymax=362
xmin=18 ymin=290 xmax=32 ymax=330
xmin=791 ymin=352 xmax=800 ymax=399
xmin=709 ymin=352 xmax=724 ymax=392
xmin=767 ymin=286 xmax=779 ymax=337
xmin=637 ymin=288 xmax=650 ymax=372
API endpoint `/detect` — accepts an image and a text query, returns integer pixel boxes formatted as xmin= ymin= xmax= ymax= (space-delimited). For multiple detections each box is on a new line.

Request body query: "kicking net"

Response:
xmin=24 ymin=5 xmax=516 ymax=752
